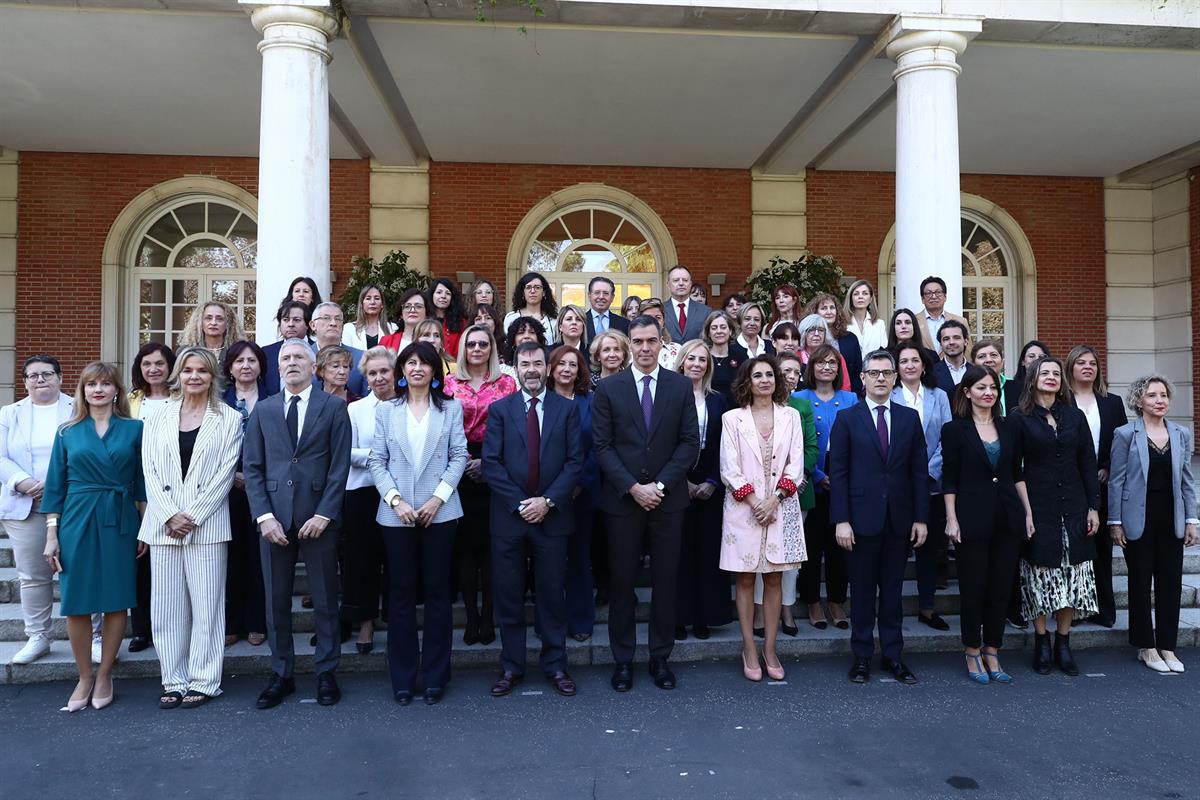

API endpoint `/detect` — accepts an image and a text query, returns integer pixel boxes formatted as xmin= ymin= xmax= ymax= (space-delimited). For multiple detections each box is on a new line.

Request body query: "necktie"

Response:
xmin=597 ymin=312 xmax=608 ymax=333
xmin=526 ymin=397 xmax=540 ymax=494
xmin=875 ymin=405 xmax=889 ymax=461
xmin=641 ymin=375 xmax=654 ymax=432
xmin=287 ymin=394 xmax=300 ymax=449
xmin=677 ymin=302 xmax=687 ymax=333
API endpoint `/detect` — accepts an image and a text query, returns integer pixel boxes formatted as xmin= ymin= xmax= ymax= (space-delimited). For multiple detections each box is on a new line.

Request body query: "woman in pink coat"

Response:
xmin=720 ymin=355 xmax=807 ymax=683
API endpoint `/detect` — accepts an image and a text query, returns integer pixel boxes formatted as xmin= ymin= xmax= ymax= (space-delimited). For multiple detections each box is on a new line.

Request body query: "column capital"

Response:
xmin=243 ymin=1 xmax=341 ymax=62
xmin=885 ymin=14 xmax=982 ymax=78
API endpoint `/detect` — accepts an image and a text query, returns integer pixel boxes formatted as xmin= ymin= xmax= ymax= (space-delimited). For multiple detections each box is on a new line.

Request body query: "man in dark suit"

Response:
xmin=592 ymin=315 xmax=699 ymax=692
xmin=932 ymin=320 xmax=970 ymax=397
xmin=663 ymin=265 xmax=711 ymax=344
xmin=244 ymin=339 xmax=352 ymax=708
xmin=310 ymin=302 xmax=368 ymax=397
xmin=261 ymin=300 xmax=314 ymax=395
xmin=584 ymin=275 xmax=630 ymax=349
xmin=830 ymin=348 xmax=929 ymax=685
xmin=482 ymin=342 xmax=584 ymax=698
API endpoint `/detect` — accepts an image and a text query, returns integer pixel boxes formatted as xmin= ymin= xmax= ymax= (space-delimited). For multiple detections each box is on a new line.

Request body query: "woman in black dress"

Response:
xmin=702 ymin=310 xmax=743 ymax=404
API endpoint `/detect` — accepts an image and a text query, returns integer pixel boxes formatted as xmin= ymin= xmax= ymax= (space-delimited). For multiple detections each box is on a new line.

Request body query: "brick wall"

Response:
xmin=806 ymin=170 xmax=1107 ymax=360
xmin=428 ymin=162 xmax=751 ymax=298
xmin=14 ymin=152 xmax=369 ymax=389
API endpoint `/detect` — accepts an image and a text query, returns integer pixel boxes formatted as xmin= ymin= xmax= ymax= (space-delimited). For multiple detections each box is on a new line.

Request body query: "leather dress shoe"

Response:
xmin=917 ymin=612 xmax=950 ymax=631
xmin=394 ymin=690 xmax=413 ymax=706
xmin=424 ymin=687 xmax=444 ymax=705
xmin=548 ymin=671 xmax=576 ymax=697
xmin=674 ymin=625 xmax=688 ymax=641
xmin=316 ymin=673 xmax=341 ymax=706
xmin=491 ymin=671 xmax=523 ymax=697
xmin=255 ymin=675 xmax=296 ymax=709
xmin=611 ymin=662 xmax=633 ymax=692
xmin=128 ymin=635 xmax=152 ymax=653
xmin=848 ymin=657 xmax=871 ymax=684
xmin=880 ymin=656 xmax=917 ymax=684
xmin=692 ymin=625 xmax=710 ymax=640
xmin=648 ymin=658 xmax=676 ymax=690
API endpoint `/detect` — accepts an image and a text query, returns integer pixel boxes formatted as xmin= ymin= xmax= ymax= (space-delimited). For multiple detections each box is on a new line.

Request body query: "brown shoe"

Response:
xmin=548 ymin=671 xmax=576 ymax=697
xmin=224 ymin=634 xmax=240 ymax=647
xmin=247 ymin=632 xmax=267 ymax=646
xmin=490 ymin=671 xmax=522 ymax=697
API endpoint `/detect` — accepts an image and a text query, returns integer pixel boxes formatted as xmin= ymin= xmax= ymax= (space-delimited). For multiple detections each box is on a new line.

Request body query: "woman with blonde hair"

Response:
xmin=179 ymin=301 xmax=244 ymax=364
xmin=553 ymin=304 xmax=588 ymax=354
xmin=413 ymin=319 xmax=456 ymax=375
xmin=316 ymin=345 xmax=360 ymax=403
xmin=139 ymin=347 xmax=243 ymax=708
xmin=588 ymin=329 xmax=631 ymax=389
xmin=808 ymin=292 xmax=863 ymax=394
xmin=842 ymin=279 xmax=887 ymax=354
xmin=342 ymin=283 xmax=393 ymax=350
xmin=41 ymin=362 xmax=147 ymax=711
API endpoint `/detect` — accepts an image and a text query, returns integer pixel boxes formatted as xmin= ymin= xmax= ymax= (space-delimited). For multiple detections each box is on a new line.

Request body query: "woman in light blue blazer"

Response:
xmin=369 ymin=342 xmax=468 ymax=706
xmin=890 ymin=341 xmax=952 ymax=630
xmin=1108 ymin=375 xmax=1198 ymax=674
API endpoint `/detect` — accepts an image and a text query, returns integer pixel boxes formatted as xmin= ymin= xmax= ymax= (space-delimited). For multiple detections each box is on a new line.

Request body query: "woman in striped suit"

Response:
xmin=139 ymin=347 xmax=243 ymax=709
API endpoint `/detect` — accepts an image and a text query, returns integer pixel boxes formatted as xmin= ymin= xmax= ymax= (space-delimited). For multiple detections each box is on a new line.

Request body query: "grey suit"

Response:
xmin=367 ymin=398 xmax=468 ymax=526
xmin=664 ymin=298 xmax=711 ymax=344
xmin=1108 ymin=418 xmax=1197 ymax=541
xmin=243 ymin=387 xmax=352 ymax=678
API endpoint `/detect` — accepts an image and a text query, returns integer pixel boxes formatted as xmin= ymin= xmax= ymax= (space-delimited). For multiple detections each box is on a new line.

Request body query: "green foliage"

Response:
xmin=338 ymin=250 xmax=431 ymax=320
xmin=743 ymin=254 xmax=845 ymax=311
xmin=475 ymin=0 xmax=545 ymax=33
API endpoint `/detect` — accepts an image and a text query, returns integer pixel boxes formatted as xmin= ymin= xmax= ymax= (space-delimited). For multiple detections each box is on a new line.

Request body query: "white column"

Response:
xmin=886 ymin=16 xmax=980 ymax=316
xmin=243 ymin=1 xmax=340 ymax=342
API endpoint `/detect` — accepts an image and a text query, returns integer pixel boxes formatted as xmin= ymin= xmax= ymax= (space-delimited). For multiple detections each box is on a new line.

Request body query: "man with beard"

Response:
xmin=933 ymin=320 xmax=970 ymax=397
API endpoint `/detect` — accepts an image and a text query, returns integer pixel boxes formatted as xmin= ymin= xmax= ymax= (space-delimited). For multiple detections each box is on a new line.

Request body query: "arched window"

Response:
xmin=128 ymin=196 xmax=257 ymax=359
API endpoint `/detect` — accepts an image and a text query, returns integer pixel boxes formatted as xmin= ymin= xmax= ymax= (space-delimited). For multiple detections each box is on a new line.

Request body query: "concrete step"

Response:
xmin=0 ymin=540 xmax=11 ymax=568
xmin=5 ymin=608 xmax=1199 ymax=685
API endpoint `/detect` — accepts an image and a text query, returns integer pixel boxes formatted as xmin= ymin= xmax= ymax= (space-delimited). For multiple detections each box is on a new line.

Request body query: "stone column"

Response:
xmin=242 ymin=1 xmax=340 ymax=341
xmin=886 ymin=16 xmax=980 ymax=316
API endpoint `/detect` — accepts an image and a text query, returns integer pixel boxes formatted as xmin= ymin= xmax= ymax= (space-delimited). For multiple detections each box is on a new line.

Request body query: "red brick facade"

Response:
xmin=806 ymin=170 xmax=1108 ymax=362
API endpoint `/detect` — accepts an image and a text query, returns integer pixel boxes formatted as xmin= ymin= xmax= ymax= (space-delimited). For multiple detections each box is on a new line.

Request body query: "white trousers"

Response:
xmin=755 ymin=510 xmax=805 ymax=606
xmin=150 ymin=543 xmax=227 ymax=695
xmin=4 ymin=514 xmax=54 ymax=637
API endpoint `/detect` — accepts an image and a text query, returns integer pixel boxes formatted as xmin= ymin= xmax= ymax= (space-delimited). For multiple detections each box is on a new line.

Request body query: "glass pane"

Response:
xmin=535 ymin=219 xmax=571 ymax=253
xmin=172 ymin=306 xmax=193 ymax=331
xmin=962 ymin=254 xmax=979 ymax=277
xmin=137 ymin=240 xmax=169 ymax=270
xmin=626 ymin=283 xmax=654 ymax=302
xmin=244 ymin=307 xmax=257 ymax=340
xmin=559 ymin=209 xmax=591 ymax=240
xmin=229 ymin=213 xmax=257 ymax=254
xmin=172 ymin=279 xmax=199 ymax=305
xmin=976 ymin=248 xmax=1006 ymax=277
xmin=244 ymin=280 xmax=256 ymax=304
xmin=140 ymin=278 xmax=165 ymax=303
xmin=593 ymin=210 xmax=621 ymax=242
xmin=559 ymin=283 xmax=586 ymax=309
xmin=208 ymin=203 xmax=239 ymax=237
xmin=560 ymin=252 xmax=584 ymax=272
xmin=145 ymin=214 xmax=186 ymax=250
xmin=141 ymin=306 xmax=165 ymax=331
xmin=175 ymin=239 xmax=238 ymax=270
xmin=982 ymin=311 xmax=1005 ymax=336
xmin=173 ymin=203 xmax=206 ymax=236
xmin=960 ymin=218 xmax=975 ymax=245
xmin=622 ymin=244 xmax=656 ymax=274
xmin=239 ymin=242 xmax=257 ymax=270
xmin=982 ymin=287 xmax=1005 ymax=310
xmin=571 ymin=248 xmax=619 ymax=273
xmin=526 ymin=244 xmax=558 ymax=273
xmin=965 ymin=310 xmax=978 ymax=334
xmin=212 ymin=279 xmax=238 ymax=304
xmin=962 ymin=286 xmax=977 ymax=309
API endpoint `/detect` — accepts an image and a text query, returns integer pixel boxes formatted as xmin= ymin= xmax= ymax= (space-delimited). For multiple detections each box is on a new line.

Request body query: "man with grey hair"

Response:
xmin=310 ymin=301 xmax=368 ymax=397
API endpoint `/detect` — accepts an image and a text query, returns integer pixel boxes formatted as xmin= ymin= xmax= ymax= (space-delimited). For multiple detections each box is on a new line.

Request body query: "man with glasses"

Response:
xmin=830 ymin=349 xmax=929 ymax=685
xmin=584 ymin=275 xmax=629 ymax=349
xmin=916 ymin=276 xmax=967 ymax=354
xmin=310 ymin=302 xmax=368 ymax=397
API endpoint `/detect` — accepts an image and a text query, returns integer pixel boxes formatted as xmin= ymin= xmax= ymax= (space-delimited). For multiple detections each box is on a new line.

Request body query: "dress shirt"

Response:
xmin=30 ymin=403 xmax=58 ymax=483
xmin=944 ymin=358 xmax=968 ymax=386
xmin=631 ymin=364 xmax=661 ymax=404
xmin=901 ymin=384 xmax=925 ymax=427
xmin=522 ymin=388 xmax=547 ymax=434
xmin=736 ymin=334 xmax=767 ymax=358
xmin=382 ymin=403 xmax=455 ymax=508
xmin=590 ymin=309 xmax=612 ymax=334
xmin=848 ymin=316 xmax=887 ymax=354
xmin=866 ymin=398 xmax=892 ymax=444
xmin=257 ymin=384 xmax=328 ymax=526
xmin=923 ymin=310 xmax=947 ymax=352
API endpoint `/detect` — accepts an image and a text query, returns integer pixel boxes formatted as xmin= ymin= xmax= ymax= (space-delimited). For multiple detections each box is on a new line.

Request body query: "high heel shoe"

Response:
xmin=965 ymin=653 xmax=990 ymax=684
xmin=780 ymin=617 xmax=799 ymax=637
xmin=91 ymin=676 xmax=114 ymax=710
xmin=742 ymin=651 xmax=763 ymax=682
xmin=66 ymin=680 xmax=95 ymax=712
xmin=763 ymin=653 xmax=785 ymax=681
xmin=982 ymin=651 xmax=1012 ymax=683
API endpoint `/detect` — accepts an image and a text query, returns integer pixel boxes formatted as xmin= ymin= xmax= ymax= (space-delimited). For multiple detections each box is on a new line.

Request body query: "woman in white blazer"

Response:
xmin=342 ymin=284 xmax=394 ymax=351
xmin=0 ymin=355 xmax=74 ymax=664
xmin=1108 ymin=374 xmax=1198 ymax=674
xmin=369 ymin=342 xmax=467 ymax=705
xmin=139 ymin=347 xmax=243 ymax=708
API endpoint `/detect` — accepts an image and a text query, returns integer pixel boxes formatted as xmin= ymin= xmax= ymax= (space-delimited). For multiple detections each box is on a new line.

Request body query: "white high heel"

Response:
xmin=1137 ymin=648 xmax=1170 ymax=673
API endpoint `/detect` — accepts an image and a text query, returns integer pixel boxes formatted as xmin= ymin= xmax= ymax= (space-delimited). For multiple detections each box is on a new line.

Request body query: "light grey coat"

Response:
xmin=1107 ymin=417 xmax=1197 ymax=541
xmin=368 ymin=397 xmax=467 ymax=527
xmin=0 ymin=393 xmax=73 ymax=520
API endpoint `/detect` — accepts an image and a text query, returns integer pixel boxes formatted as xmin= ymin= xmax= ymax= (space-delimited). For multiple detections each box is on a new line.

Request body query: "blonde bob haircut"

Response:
xmin=66 ymin=361 xmax=131 ymax=428
xmin=556 ymin=304 xmax=588 ymax=342
xmin=589 ymin=329 xmax=632 ymax=376
xmin=358 ymin=345 xmax=395 ymax=374
xmin=1126 ymin=373 xmax=1174 ymax=417
xmin=675 ymin=339 xmax=714 ymax=395
xmin=167 ymin=346 xmax=225 ymax=411
xmin=453 ymin=325 xmax=503 ymax=381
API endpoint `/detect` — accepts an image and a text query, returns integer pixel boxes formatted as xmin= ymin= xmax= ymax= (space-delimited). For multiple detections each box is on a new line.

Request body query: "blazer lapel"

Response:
xmin=966 ymin=421 xmax=995 ymax=475
xmin=186 ymin=406 xmax=221 ymax=479
xmin=296 ymin=391 xmax=324 ymax=453
xmin=392 ymin=401 xmax=416 ymax=470
xmin=540 ymin=394 xmax=560 ymax=459
xmin=163 ymin=402 xmax=184 ymax=482
xmin=1134 ymin=418 xmax=1149 ymax=483
xmin=415 ymin=403 xmax=445 ymax=476
xmin=860 ymin=403 xmax=886 ymax=462
xmin=626 ymin=371 xmax=648 ymax=438
xmin=649 ymin=373 xmax=671 ymax=436
xmin=738 ymin=409 xmax=765 ymax=467
xmin=1169 ymin=421 xmax=1184 ymax=487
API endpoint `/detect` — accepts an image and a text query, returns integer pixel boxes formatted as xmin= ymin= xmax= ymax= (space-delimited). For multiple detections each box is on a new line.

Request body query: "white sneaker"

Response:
xmin=12 ymin=634 xmax=51 ymax=665
xmin=91 ymin=638 xmax=102 ymax=664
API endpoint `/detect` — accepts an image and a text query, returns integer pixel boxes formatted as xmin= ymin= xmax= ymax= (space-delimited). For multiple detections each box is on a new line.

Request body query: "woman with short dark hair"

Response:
xmin=380 ymin=288 xmax=432 ymax=354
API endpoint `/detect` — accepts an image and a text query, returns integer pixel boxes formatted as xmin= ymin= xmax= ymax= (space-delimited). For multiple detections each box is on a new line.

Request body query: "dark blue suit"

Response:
xmin=261 ymin=338 xmax=367 ymax=398
xmin=932 ymin=360 xmax=957 ymax=398
xmin=565 ymin=394 xmax=597 ymax=637
xmin=829 ymin=400 xmax=929 ymax=661
xmin=482 ymin=390 xmax=583 ymax=676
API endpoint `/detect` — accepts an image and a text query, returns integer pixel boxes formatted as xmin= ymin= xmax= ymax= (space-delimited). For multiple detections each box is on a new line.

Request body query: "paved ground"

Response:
xmin=1 ymin=648 xmax=1196 ymax=799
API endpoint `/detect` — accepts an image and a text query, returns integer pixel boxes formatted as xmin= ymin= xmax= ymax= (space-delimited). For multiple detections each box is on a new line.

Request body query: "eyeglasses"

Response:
xmin=402 ymin=304 xmax=425 ymax=312
xmin=922 ymin=289 xmax=945 ymax=298
xmin=24 ymin=372 xmax=57 ymax=382
xmin=814 ymin=360 xmax=839 ymax=368
xmin=465 ymin=341 xmax=490 ymax=350
xmin=864 ymin=369 xmax=897 ymax=379
xmin=313 ymin=315 xmax=342 ymax=323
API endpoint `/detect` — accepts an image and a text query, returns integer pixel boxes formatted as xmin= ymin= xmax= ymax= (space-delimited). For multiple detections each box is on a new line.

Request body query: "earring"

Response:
xmin=431 ymin=379 xmax=440 ymax=388
xmin=397 ymin=378 xmax=408 ymax=388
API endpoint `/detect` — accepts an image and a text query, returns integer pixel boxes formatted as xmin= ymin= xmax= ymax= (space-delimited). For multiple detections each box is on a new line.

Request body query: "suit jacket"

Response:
xmin=243 ymin=386 xmax=352 ymax=531
xmin=836 ymin=333 xmax=864 ymax=395
xmin=890 ymin=384 xmax=952 ymax=491
xmin=592 ymin=367 xmax=700 ymax=514
xmin=584 ymin=309 xmax=630 ymax=349
xmin=368 ymin=397 xmax=467 ymax=527
xmin=664 ymin=298 xmax=712 ymax=344
xmin=917 ymin=309 xmax=967 ymax=354
xmin=939 ymin=417 xmax=1025 ymax=541
xmin=481 ymin=391 xmax=584 ymax=537
xmin=138 ymin=401 xmax=243 ymax=546
xmin=0 ymin=393 xmax=74 ymax=521
xmin=932 ymin=361 xmax=957 ymax=398
xmin=689 ymin=392 xmax=727 ymax=487
xmin=262 ymin=338 xmax=366 ymax=397
xmin=829 ymin=400 xmax=929 ymax=536
xmin=1107 ymin=418 xmax=1197 ymax=541
xmin=1083 ymin=391 xmax=1128 ymax=472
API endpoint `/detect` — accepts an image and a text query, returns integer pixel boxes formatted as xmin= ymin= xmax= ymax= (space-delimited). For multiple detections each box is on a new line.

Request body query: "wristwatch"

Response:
xmin=544 ymin=497 xmax=555 ymax=509
xmin=655 ymin=481 xmax=666 ymax=494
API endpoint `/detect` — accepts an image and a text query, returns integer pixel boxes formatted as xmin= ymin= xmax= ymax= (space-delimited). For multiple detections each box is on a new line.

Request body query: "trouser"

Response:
xmin=131 ymin=548 xmax=152 ymax=638
xmin=261 ymin=526 xmax=340 ymax=678
xmin=455 ymin=468 xmax=493 ymax=627
xmin=150 ymin=543 xmax=227 ymax=695
xmin=798 ymin=492 xmax=848 ymax=604
xmin=1125 ymin=525 xmax=1184 ymax=651
xmin=847 ymin=524 xmax=908 ymax=661
xmin=606 ymin=507 xmax=684 ymax=663
xmin=4 ymin=513 xmax=54 ymax=637
xmin=676 ymin=492 xmax=732 ymax=628
xmin=225 ymin=487 xmax=266 ymax=636
xmin=493 ymin=527 xmax=569 ymax=676
xmin=565 ymin=499 xmax=595 ymax=636
xmin=955 ymin=530 xmax=1022 ymax=650
xmin=340 ymin=486 xmax=386 ymax=625
xmin=914 ymin=495 xmax=947 ymax=612
xmin=383 ymin=522 xmax=457 ymax=693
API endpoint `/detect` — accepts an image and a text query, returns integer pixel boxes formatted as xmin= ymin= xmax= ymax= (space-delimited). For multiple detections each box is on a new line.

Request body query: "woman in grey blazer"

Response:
xmin=1108 ymin=374 xmax=1198 ymax=674
xmin=369 ymin=342 xmax=468 ymax=706
xmin=139 ymin=347 xmax=243 ymax=708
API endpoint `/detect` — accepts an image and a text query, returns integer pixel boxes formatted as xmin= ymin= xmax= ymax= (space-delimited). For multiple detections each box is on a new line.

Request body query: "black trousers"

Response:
xmin=493 ymin=525 xmax=569 ymax=676
xmin=1124 ymin=525 xmax=1184 ymax=651
xmin=565 ymin=497 xmax=596 ymax=636
xmin=455 ymin=457 xmax=493 ymax=626
xmin=914 ymin=495 xmax=947 ymax=612
xmin=798 ymin=492 xmax=848 ymax=604
xmin=955 ymin=529 xmax=1022 ymax=650
xmin=225 ymin=487 xmax=266 ymax=636
xmin=340 ymin=486 xmax=386 ymax=625
xmin=675 ymin=491 xmax=733 ymax=628
xmin=606 ymin=507 xmax=683 ymax=663
xmin=1092 ymin=487 xmax=1116 ymax=623
xmin=383 ymin=521 xmax=457 ymax=694
xmin=130 ymin=548 xmax=152 ymax=638
xmin=847 ymin=524 xmax=908 ymax=661
xmin=261 ymin=526 xmax=341 ymax=677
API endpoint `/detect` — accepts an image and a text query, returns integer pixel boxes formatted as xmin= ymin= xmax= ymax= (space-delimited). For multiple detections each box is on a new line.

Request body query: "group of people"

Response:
xmin=0 ymin=267 xmax=1194 ymax=712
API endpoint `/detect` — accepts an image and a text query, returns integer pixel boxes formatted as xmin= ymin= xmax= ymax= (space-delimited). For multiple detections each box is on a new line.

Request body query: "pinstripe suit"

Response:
xmin=139 ymin=401 xmax=243 ymax=696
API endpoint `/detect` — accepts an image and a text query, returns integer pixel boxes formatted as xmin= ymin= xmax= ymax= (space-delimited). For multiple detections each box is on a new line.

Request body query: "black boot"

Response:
xmin=1033 ymin=633 xmax=1052 ymax=675
xmin=478 ymin=602 xmax=495 ymax=645
xmin=1054 ymin=631 xmax=1079 ymax=676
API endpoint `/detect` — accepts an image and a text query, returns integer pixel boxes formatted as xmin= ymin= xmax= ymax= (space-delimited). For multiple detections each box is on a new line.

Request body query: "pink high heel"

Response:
xmin=742 ymin=651 xmax=763 ymax=682
xmin=763 ymin=653 xmax=786 ymax=681
xmin=90 ymin=676 xmax=115 ymax=710
xmin=66 ymin=680 xmax=95 ymax=712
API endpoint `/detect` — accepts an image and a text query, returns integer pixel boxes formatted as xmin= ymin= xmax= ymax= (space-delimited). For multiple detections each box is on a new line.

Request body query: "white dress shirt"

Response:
xmin=736 ymin=334 xmax=767 ymax=358
xmin=924 ymin=310 xmax=947 ymax=352
xmin=631 ymin=364 xmax=661 ymax=404
xmin=281 ymin=384 xmax=314 ymax=439
xmin=347 ymin=393 xmax=383 ymax=490
xmin=590 ymin=309 xmax=612 ymax=335
xmin=848 ymin=316 xmax=887 ymax=354
xmin=521 ymin=388 xmax=547 ymax=434
xmin=944 ymin=358 xmax=968 ymax=386
xmin=901 ymin=384 xmax=925 ymax=427
xmin=382 ymin=402 xmax=455 ymax=508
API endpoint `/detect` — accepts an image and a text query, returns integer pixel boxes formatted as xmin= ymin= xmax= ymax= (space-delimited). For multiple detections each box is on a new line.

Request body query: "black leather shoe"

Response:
xmin=848 ymin=657 xmax=871 ymax=684
xmin=316 ymin=673 xmax=341 ymax=706
xmin=1033 ymin=632 xmax=1052 ymax=675
xmin=674 ymin=626 xmax=688 ymax=641
xmin=394 ymin=690 xmax=413 ymax=706
xmin=880 ymin=656 xmax=917 ymax=684
xmin=1007 ymin=613 xmax=1028 ymax=630
xmin=491 ymin=671 xmax=523 ymax=697
xmin=128 ymin=635 xmax=152 ymax=653
xmin=1054 ymin=632 xmax=1079 ymax=676
xmin=648 ymin=658 xmax=676 ymax=690
xmin=1091 ymin=616 xmax=1115 ymax=629
xmin=255 ymin=675 xmax=295 ymax=709
xmin=692 ymin=625 xmax=710 ymax=640
xmin=424 ymin=687 xmax=444 ymax=705
xmin=611 ymin=662 xmax=633 ymax=692
xmin=917 ymin=612 xmax=951 ymax=632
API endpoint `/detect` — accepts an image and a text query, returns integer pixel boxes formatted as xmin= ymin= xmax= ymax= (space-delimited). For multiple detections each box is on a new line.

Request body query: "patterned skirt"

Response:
xmin=1019 ymin=526 xmax=1099 ymax=619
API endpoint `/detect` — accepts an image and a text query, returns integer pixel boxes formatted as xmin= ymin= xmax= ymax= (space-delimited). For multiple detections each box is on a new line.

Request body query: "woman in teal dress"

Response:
xmin=42 ymin=361 xmax=146 ymax=711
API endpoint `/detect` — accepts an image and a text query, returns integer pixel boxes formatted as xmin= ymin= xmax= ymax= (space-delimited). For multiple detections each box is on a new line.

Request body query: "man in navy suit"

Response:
xmin=830 ymin=349 xmax=929 ymax=684
xmin=932 ymin=320 xmax=970 ymax=397
xmin=584 ymin=275 xmax=630 ymax=349
xmin=261 ymin=300 xmax=313 ymax=395
xmin=309 ymin=302 xmax=368 ymax=397
xmin=482 ymin=342 xmax=584 ymax=698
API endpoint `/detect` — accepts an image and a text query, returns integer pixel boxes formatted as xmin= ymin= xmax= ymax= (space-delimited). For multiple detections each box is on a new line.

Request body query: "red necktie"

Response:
xmin=678 ymin=302 xmax=687 ymax=332
xmin=526 ymin=396 xmax=540 ymax=494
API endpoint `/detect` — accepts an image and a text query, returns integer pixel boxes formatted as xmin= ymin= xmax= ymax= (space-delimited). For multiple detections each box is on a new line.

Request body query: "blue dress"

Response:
xmin=40 ymin=417 xmax=146 ymax=615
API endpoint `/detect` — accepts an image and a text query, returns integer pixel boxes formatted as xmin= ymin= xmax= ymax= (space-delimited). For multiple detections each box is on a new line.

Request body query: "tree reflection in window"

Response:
xmin=526 ymin=206 xmax=658 ymax=275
